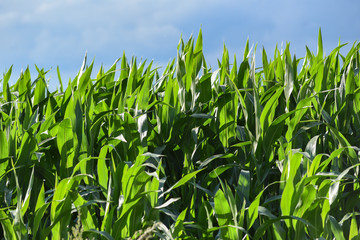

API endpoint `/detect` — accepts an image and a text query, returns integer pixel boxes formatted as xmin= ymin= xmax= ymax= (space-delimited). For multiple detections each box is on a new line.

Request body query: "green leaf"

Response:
xmin=238 ymin=170 xmax=250 ymax=201
xmin=251 ymin=54 xmax=262 ymax=144
xmin=18 ymin=67 xmax=31 ymax=99
xmin=193 ymin=28 xmax=203 ymax=77
xmin=218 ymin=91 xmax=236 ymax=148
xmin=2 ymin=65 xmax=12 ymax=103
xmin=317 ymin=28 xmax=323 ymax=60
xmin=254 ymin=215 xmax=314 ymax=240
xmin=173 ymin=208 xmax=187 ymax=237
xmin=0 ymin=210 xmax=17 ymax=240
xmin=33 ymin=203 xmax=51 ymax=240
xmin=326 ymin=124 xmax=358 ymax=165
xmin=0 ymin=129 xmax=9 ymax=177
xmin=84 ymin=229 xmax=115 ymax=240
xmin=21 ymin=167 xmax=35 ymax=217
xmin=264 ymin=107 xmax=308 ymax=153
xmin=305 ymin=135 xmax=319 ymax=160
xmin=260 ymin=87 xmax=283 ymax=133
xmin=214 ymin=189 xmax=237 ymax=239
xmin=57 ymin=118 xmax=74 ymax=178
xmin=230 ymin=141 xmax=251 ymax=148
xmin=281 ymin=153 xmax=302 ymax=226
xmin=159 ymin=168 xmax=205 ymax=198
xmin=155 ymin=198 xmax=180 ymax=209
xmin=33 ymin=67 xmax=47 ymax=107
xmin=198 ymin=153 xmax=233 ymax=169
xmin=284 ymin=54 xmax=294 ymax=105
xmin=77 ymin=53 xmax=94 ymax=97
xmin=257 ymin=206 xmax=285 ymax=240
xmin=328 ymin=215 xmax=345 ymax=240
xmin=57 ymin=66 xmax=63 ymax=92
xmin=17 ymin=129 xmax=38 ymax=166
xmin=247 ymin=182 xmax=271 ymax=230
xmin=349 ymin=214 xmax=359 ymax=240
xmin=329 ymin=181 xmax=339 ymax=206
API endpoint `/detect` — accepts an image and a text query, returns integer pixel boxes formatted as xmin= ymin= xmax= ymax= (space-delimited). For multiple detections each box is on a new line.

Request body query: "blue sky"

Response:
xmin=1 ymin=0 xmax=359 ymax=90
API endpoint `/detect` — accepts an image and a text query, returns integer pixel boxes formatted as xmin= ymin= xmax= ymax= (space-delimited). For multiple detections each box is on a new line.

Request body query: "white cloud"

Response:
xmin=0 ymin=0 xmax=359 ymax=90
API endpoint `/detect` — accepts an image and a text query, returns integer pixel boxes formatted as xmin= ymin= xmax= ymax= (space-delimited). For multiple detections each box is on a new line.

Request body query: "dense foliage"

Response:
xmin=1 ymin=29 xmax=360 ymax=239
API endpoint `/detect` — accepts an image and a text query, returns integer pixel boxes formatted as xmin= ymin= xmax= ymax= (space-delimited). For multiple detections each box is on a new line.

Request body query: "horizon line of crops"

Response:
xmin=1 ymin=28 xmax=360 ymax=239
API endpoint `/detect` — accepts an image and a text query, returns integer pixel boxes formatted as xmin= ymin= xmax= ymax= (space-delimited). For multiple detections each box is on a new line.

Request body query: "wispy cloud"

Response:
xmin=0 ymin=0 xmax=359 ymax=88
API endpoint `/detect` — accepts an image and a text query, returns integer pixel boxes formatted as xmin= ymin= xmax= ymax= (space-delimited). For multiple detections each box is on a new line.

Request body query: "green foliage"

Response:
xmin=0 ymin=29 xmax=360 ymax=239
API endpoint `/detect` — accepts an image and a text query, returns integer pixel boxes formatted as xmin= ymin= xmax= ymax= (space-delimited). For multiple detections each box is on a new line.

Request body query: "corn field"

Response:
xmin=0 ymin=29 xmax=360 ymax=239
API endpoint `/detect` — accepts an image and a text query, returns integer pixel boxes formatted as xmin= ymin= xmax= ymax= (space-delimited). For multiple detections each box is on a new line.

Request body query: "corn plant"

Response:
xmin=0 ymin=29 xmax=360 ymax=239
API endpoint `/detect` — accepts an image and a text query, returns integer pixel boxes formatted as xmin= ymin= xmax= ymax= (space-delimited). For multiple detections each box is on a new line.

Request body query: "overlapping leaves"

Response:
xmin=0 ymin=29 xmax=359 ymax=239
